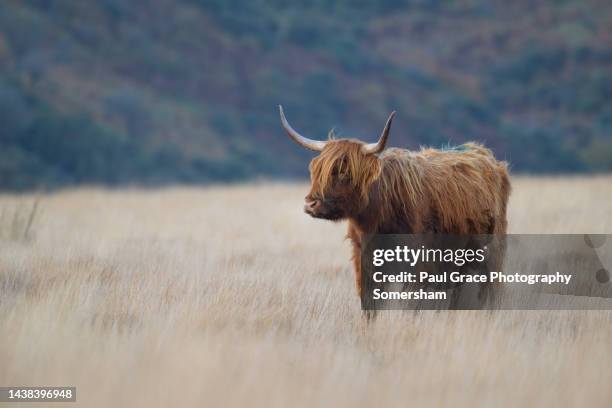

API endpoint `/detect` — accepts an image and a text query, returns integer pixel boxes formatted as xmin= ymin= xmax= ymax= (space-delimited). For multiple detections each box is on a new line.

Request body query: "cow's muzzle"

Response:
xmin=304 ymin=197 xmax=344 ymax=220
xmin=304 ymin=199 xmax=322 ymax=216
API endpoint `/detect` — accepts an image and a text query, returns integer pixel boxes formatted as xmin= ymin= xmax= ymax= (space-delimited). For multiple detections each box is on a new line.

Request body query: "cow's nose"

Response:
xmin=304 ymin=199 xmax=321 ymax=213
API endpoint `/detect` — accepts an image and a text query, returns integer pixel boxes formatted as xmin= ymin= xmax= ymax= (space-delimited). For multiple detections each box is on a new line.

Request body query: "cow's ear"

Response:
xmin=362 ymin=111 xmax=396 ymax=154
xmin=327 ymin=128 xmax=336 ymax=140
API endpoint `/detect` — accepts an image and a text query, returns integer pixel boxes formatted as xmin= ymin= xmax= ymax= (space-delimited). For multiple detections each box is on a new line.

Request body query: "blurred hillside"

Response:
xmin=1 ymin=0 xmax=611 ymax=190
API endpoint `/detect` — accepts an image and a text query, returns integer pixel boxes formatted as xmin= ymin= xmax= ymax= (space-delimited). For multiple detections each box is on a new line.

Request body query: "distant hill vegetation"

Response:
xmin=1 ymin=0 xmax=611 ymax=190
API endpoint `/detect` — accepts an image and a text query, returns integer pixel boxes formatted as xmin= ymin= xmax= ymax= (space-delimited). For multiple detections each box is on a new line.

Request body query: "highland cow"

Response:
xmin=279 ymin=106 xmax=510 ymax=301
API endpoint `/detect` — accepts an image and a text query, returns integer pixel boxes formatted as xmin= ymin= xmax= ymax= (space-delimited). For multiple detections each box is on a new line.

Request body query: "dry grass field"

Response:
xmin=1 ymin=177 xmax=611 ymax=407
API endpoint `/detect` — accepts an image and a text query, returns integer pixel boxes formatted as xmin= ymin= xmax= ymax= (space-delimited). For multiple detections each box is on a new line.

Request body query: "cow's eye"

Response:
xmin=337 ymin=171 xmax=351 ymax=185
xmin=332 ymin=166 xmax=348 ymax=180
xmin=333 ymin=158 xmax=349 ymax=177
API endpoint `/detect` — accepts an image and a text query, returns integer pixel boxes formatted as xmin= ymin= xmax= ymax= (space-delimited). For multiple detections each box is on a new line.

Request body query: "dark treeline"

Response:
xmin=1 ymin=0 xmax=611 ymax=190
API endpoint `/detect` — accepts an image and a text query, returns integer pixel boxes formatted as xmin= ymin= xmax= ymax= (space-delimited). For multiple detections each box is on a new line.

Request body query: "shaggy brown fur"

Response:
xmin=305 ymin=140 xmax=510 ymax=296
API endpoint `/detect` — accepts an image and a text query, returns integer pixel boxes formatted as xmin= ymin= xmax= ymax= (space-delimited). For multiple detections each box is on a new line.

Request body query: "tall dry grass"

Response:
xmin=0 ymin=176 xmax=611 ymax=407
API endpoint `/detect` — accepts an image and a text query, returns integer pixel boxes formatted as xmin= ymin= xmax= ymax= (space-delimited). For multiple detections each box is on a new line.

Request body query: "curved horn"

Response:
xmin=279 ymin=105 xmax=326 ymax=152
xmin=362 ymin=111 xmax=396 ymax=154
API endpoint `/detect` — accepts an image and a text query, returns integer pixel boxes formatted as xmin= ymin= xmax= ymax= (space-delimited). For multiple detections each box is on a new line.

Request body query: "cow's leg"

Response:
xmin=353 ymin=248 xmax=362 ymax=297
xmin=479 ymin=234 xmax=507 ymax=307
xmin=348 ymin=224 xmax=378 ymax=320
xmin=347 ymin=224 xmax=363 ymax=297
